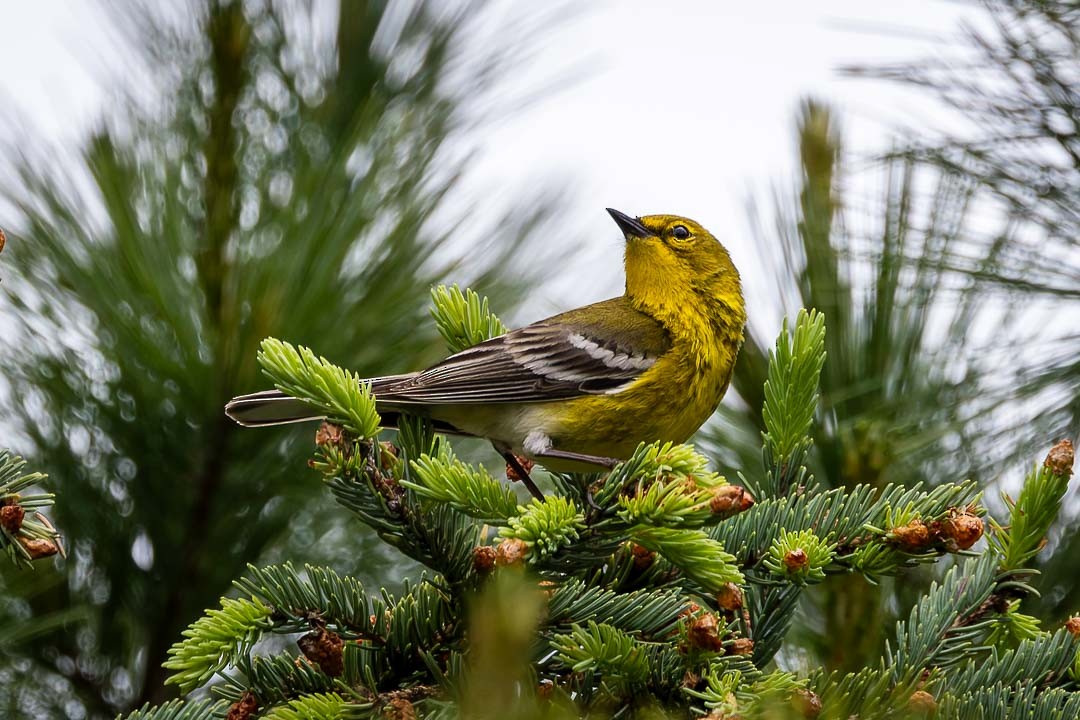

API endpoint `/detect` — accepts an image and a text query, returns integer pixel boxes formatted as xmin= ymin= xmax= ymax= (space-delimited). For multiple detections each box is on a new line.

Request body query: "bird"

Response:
xmin=226 ymin=209 xmax=746 ymax=500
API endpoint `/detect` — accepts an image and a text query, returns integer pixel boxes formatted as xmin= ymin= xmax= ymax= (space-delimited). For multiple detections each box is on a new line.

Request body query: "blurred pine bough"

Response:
xmin=0 ymin=2 xmax=559 ymax=717
xmin=706 ymin=0 xmax=1080 ymax=676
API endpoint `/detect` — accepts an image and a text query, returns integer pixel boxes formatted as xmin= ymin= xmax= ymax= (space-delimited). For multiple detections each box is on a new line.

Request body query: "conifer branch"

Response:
xmin=402 ymin=454 xmax=518 ymax=523
xmin=120 ymin=699 xmax=230 ymax=720
xmin=429 ymin=284 xmax=507 ymax=353
xmin=258 ymin=338 xmax=380 ymax=438
xmin=162 ymin=597 xmax=273 ymax=693
xmin=0 ymin=450 xmax=62 ymax=566
xmin=758 ymin=309 xmax=826 ymax=498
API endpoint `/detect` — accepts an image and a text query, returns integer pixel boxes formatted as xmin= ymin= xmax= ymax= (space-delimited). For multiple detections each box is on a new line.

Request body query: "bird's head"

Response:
xmin=607 ymin=208 xmax=742 ymax=316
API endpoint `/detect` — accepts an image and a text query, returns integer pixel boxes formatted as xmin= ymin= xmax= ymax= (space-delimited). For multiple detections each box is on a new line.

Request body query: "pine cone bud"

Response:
xmin=0 ymin=227 xmax=6 ymax=253
xmin=941 ymin=510 xmax=984 ymax=550
xmin=495 ymin=538 xmax=528 ymax=567
xmin=505 ymin=455 xmax=535 ymax=481
xmin=226 ymin=691 xmax=259 ymax=720
xmin=1066 ymin=616 xmax=1080 ymax=638
xmin=716 ymin=582 xmax=744 ymax=612
xmin=537 ymin=679 xmax=555 ymax=700
xmin=630 ymin=542 xmax=656 ymax=569
xmin=791 ymin=688 xmax=822 ymax=718
xmin=0 ymin=504 xmax=25 ymax=533
xmin=727 ymin=637 xmax=754 ymax=656
xmin=297 ymin=625 xmax=344 ymax=677
xmin=1045 ymin=439 xmax=1074 ymax=477
xmin=783 ymin=548 xmax=809 ymax=572
xmin=314 ymin=421 xmax=345 ymax=448
xmin=383 ymin=697 xmax=416 ymax=720
xmin=908 ymin=690 xmax=937 ymax=715
xmin=472 ymin=545 xmax=497 ymax=574
xmin=687 ymin=613 xmax=725 ymax=652
xmin=18 ymin=536 xmax=59 ymax=559
xmin=890 ymin=519 xmax=931 ymax=552
xmin=710 ymin=485 xmax=754 ymax=517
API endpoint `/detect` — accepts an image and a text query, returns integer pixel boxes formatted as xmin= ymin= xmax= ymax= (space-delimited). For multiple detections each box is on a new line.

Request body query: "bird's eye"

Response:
xmin=672 ymin=225 xmax=690 ymax=240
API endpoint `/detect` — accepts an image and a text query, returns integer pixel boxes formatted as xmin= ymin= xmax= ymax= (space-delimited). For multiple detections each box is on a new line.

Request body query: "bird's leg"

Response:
xmin=497 ymin=448 xmax=545 ymax=501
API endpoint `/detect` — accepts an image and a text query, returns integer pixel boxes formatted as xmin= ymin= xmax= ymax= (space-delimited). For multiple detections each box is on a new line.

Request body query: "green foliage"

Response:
xmin=162 ymin=597 xmax=273 ymax=693
xmin=263 ymin=693 xmax=369 ymax=720
xmin=0 ymin=450 xmax=60 ymax=568
xmin=404 ymin=454 xmax=518 ymax=524
xmin=989 ymin=455 xmax=1072 ymax=571
xmin=760 ymin=309 xmax=826 ymax=496
xmin=95 ymin=291 xmax=1080 ymax=718
xmin=551 ymin=621 xmax=650 ymax=691
xmin=429 ymin=284 xmax=507 ymax=353
xmin=762 ymin=529 xmax=834 ymax=584
xmin=630 ymin=526 xmax=743 ymax=591
xmin=0 ymin=2 xmax=556 ymax=716
xmin=258 ymin=338 xmax=381 ymax=438
xmin=120 ymin=699 xmax=229 ymax=720
xmin=501 ymin=496 xmax=586 ymax=561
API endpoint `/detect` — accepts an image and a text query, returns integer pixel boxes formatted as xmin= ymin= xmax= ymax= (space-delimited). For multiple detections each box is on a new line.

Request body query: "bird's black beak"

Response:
xmin=606 ymin=208 xmax=651 ymax=239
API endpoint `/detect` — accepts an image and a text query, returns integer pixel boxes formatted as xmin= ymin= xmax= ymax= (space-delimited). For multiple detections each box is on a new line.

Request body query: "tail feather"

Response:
xmin=225 ymin=373 xmax=445 ymax=429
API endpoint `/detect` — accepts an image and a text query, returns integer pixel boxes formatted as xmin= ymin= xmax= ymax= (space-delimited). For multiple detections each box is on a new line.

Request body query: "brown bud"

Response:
xmin=472 ymin=545 xmax=497 ymax=574
xmin=0 ymin=504 xmax=25 ymax=533
xmin=0 ymin=227 xmax=6 ymax=253
xmin=495 ymin=538 xmax=528 ymax=567
xmin=1066 ymin=616 xmax=1080 ymax=638
xmin=941 ymin=510 xmax=984 ymax=550
xmin=314 ymin=421 xmax=345 ymax=447
xmin=687 ymin=613 xmax=725 ymax=652
xmin=784 ymin=548 xmax=809 ymax=572
xmin=791 ymin=688 xmax=822 ymax=718
xmin=890 ymin=519 xmax=931 ymax=552
xmin=383 ymin=697 xmax=416 ymax=720
xmin=505 ymin=455 xmax=535 ymax=481
xmin=727 ymin=637 xmax=754 ymax=656
xmin=226 ymin=691 xmax=259 ymax=720
xmin=297 ymin=625 xmax=344 ymax=677
xmin=630 ymin=542 xmax=656 ymax=569
xmin=1045 ymin=439 xmax=1074 ymax=477
xmin=908 ymin=690 xmax=936 ymax=714
xmin=716 ymin=582 xmax=744 ymax=612
xmin=18 ymin=536 xmax=59 ymax=560
xmin=710 ymin=485 xmax=754 ymax=517
xmin=537 ymin=679 xmax=555 ymax=700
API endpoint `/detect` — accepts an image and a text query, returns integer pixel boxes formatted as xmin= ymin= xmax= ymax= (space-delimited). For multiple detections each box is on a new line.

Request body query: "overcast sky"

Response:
xmin=0 ymin=1 xmax=978 ymax=326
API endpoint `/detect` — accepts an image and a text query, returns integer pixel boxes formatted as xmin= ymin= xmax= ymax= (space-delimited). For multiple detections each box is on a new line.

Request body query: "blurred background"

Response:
xmin=0 ymin=0 xmax=1076 ymax=717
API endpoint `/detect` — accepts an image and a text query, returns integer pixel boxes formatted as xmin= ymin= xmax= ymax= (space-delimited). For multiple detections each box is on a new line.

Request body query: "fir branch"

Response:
xmin=500 ymin=496 xmax=585 ymax=561
xmin=759 ymin=309 xmax=826 ymax=497
xmin=888 ymin=552 xmax=999 ymax=681
xmin=429 ymin=284 xmax=506 ymax=353
xmin=943 ymin=629 xmax=1078 ymax=697
xmin=631 ymin=526 xmax=743 ymax=591
xmin=0 ymin=449 xmax=61 ymax=567
xmin=262 ymin=692 xmax=371 ymax=720
xmin=545 ymin=578 xmax=690 ymax=638
xmin=119 ymin=699 xmax=230 ymax=720
xmin=551 ymin=621 xmax=650 ymax=693
xmin=232 ymin=563 xmax=387 ymax=638
xmin=989 ymin=440 xmax=1073 ymax=572
xmin=403 ymin=454 xmax=518 ymax=524
xmin=163 ymin=597 xmax=273 ymax=693
xmin=257 ymin=338 xmax=380 ymax=438
xmin=219 ymin=654 xmax=339 ymax=707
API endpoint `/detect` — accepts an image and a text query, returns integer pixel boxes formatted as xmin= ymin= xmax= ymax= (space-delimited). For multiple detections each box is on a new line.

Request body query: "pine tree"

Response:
xmin=122 ymin=287 xmax=1079 ymax=719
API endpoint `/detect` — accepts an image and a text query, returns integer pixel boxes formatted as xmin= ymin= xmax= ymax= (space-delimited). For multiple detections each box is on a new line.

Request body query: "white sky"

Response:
xmin=0 ymin=0 xmax=978 ymax=328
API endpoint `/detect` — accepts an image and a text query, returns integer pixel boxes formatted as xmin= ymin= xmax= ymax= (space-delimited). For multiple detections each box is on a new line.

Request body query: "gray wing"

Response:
xmin=378 ymin=322 xmax=668 ymax=405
